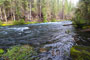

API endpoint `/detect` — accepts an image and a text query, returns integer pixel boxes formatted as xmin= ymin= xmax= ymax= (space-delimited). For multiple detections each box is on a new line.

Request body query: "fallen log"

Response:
xmin=63 ymin=24 xmax=73 ymax=26
xmin=81 ymin=29 xmax=90 ymax=32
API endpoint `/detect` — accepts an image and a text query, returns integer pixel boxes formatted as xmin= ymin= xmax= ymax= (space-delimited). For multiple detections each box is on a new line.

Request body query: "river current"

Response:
xmin=0 ymin=21 xmax=76 ymax=60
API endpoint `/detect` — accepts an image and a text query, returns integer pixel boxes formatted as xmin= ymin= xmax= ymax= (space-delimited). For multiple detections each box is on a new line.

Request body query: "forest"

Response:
xmin=0 ymin=0 xmax=74 ymax=25
xmin=0 ymin=0 xmax=90 ymax=60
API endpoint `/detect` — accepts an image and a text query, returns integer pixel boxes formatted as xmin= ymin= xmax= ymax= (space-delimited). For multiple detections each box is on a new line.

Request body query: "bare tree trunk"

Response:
xmin=3 ymin=9 xmax=7 ymax=22
xmin=27 ymin=2 xmax=29 ymax=21
xmin=29 ymin=0 xmax=32 ymax=21
xmin=10 ymin=4 xmax=13 ymax=21
xmin=10 ymin=0 xmax=15 ymax=21
xmin=0 ymin=7 xmax=3 ymax=20
xmin=39 ymin=0 xmax=42 ymax=21
xmin=62 ymin=0 xmax=65 ymax=20
xmin=13 ymin=12 xmax=15 ymax=21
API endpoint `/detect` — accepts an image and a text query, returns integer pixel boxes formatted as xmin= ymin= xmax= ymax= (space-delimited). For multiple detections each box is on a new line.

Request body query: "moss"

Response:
xmin=70 ymin=46 xmax=90 ymax=60
xmin=0 ymin=49 xmax=4 ymax=54
xmin=2 ymin=45 xmax=38 ymax=60
xmin=83 ymin=25 xmax=90 ymax=29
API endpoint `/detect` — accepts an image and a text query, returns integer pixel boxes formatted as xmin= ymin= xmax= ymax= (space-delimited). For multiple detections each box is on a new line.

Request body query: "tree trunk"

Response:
xmin=29 ymin=0 xmax=32 ymax=21
xmin=62 ymin=0 xmax=65 ymax=20
xmin=39 ymin=0 xmax=42 ymax=21
xmin=13 ymin=12 xmax=16 ymax=21
xmin=0 ymin=7 xmax=3 ymax=20
xmin=3 ymin=9 xmax=7 ymax=22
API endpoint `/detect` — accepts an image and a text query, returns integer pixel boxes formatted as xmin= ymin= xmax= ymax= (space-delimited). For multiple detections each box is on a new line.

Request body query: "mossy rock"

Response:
xmin=0 ymin=49 xmax=4 ymax=57
xmin=2 ymin=45 xmax=38 ymax=60
xmin=70 ymin=46 xmax=90 ymax=60
xmin=0 ymin=49 xmax=4 ymax=54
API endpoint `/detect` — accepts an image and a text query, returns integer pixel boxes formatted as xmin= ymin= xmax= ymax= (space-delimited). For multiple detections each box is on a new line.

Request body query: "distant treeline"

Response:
xmin=0 ymin=0 xmax=74 ymax=22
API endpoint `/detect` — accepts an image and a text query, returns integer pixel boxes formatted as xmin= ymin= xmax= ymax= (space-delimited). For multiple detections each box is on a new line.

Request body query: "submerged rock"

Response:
xmin=70 ymin=46 xmax=90 ymax=60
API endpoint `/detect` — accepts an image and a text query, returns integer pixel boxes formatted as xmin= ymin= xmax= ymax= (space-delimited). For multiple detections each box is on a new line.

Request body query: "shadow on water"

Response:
xmin=0 ymin=21 xmax=75 ymax=60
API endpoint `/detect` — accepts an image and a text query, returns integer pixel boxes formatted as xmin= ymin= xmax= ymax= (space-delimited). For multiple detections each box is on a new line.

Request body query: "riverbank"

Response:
xmin=0 ymin=21 xmax=90 ymax=60
xmin=0 ymin=20 xmax=39 ymax=26
xmin=0 ymin=20 xmax=68 ymax=26
xmin=70 ymin=27 xmax=90 ymax=60
xmin=70 ymin=46 xmax=90 ymax=60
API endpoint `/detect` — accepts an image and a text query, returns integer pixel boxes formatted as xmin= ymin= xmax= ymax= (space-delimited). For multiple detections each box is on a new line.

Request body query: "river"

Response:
xmin=0 ymin=21 xmax=77 ymax=60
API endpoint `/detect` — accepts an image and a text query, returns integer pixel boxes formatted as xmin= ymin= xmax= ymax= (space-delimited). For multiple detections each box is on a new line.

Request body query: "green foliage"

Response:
xmin=51 ymin=19 xmax=57 ymax=22
xmin=43 ymin=20 xmax=48 ymax=23
xmin=74 ymin=16 xmax=86 ymax=24
xmin=13 ymin=19 xmax=26 ymax=25
xmin=73 ymin=15 xmax=86 ymax=28
xmin=73 ymin=0 xmax=90 ymax=28
xmin=2 ymin=45 xmax=38 ymax=60
xmin=0 ymin=21 xmax=2 ymax=26
xmin=0 ymin=0 xmax=74 ymax=24
xmin=41 ymin=0 xmax=48 ymax=22
xmin=71 ymin=46 xmax=90 ymax=60
xmin=26 ymin=21 xmax=39 ymax=24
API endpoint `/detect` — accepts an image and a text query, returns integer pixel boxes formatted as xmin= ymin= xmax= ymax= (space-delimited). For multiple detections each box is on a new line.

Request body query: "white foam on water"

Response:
xmin=8 ymin=27 xmax=29 ymax=32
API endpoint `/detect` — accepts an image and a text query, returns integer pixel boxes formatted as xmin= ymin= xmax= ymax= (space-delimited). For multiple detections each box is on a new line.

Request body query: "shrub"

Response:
xmin=42 ymin=7 xmax=48 ymax=23
xmin=51 ymin=18 xmax=57 ymax=22
xmin=70 ymin=46 xmax=90 ymax=60
xmin=43 ymin=15 xmax=48 ymax=23
xmin=73 ymin=0 xmax=90 ymax=28
xmin=73 ymin=15 xmax=87 ymax=28
xmin=43 ymin=19 xmax=48 ymax=23
xmin=26 ymin=21 xmax=39 ymax=24
xmin=13 ymin=19 xmax=25 ymax=25
xmin=2 ymin=45 xmax=38 ymax=60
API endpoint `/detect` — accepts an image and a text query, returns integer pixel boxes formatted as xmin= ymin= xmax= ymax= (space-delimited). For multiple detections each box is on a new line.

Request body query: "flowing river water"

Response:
xmin=0 ymin=21 xmax=79 ymax=60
